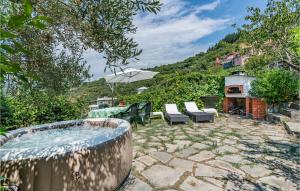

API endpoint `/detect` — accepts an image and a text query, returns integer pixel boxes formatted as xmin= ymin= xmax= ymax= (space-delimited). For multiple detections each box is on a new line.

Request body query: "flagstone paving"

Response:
xmin=120 ymin=115 xmax=299 ymax=191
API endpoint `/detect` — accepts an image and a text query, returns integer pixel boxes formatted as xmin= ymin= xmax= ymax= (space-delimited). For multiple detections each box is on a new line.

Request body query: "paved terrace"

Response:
xmin=121 ymin=115 xmax=299 ymax=191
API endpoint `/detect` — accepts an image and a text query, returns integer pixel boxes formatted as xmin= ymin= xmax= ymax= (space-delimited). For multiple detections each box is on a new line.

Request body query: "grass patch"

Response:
xmin=252 ymin=121 xmax=260 ymax=126
xmin=221 ymin=129 xmax=242 ymax=139
xmin=141 ymin=143 xmax=149 ymax=150
xmin=214 ymin=150 xmax=223 ymax=156
xmin=169 ymin=134 xmax=175 ymax=144
xmin=207 ymin=128 xmax=222 ymax=137
xmin=223 ymin=151 xmax=233 ymax=155
xmin=206 ymin=141 xmax=218 ymax=151
xmin=231 ymin=163 xmax=242 ymax=169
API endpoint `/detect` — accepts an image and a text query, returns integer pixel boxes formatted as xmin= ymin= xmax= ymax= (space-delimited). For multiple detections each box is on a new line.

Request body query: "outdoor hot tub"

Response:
xmin=0 ymin=118 xmax=132 ymax=191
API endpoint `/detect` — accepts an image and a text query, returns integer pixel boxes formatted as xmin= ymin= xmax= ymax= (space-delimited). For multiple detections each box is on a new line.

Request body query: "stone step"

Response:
xmin=267 ymin=113 xmax=291 ymax=123
xmin=290 ymin=110 xmax=300 ymax=122
xmin=281 ymin=109 xmax=300 ymax=122
xmin=283 ymin=122 xmax=300 ymax=136
xmin=290 ymin=102 xmax=300 ymax=110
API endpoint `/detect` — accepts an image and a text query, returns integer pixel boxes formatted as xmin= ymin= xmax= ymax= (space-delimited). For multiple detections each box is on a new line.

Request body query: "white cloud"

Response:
xmin=194 ymin=0 xmax=220 ymax=13
xmin=84 ymin=0 xmax=232 ymax=80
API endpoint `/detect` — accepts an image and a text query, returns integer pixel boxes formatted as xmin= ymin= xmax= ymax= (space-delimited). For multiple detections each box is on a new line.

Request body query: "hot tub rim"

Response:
xmin=0 ymin=118 xmax=131 ymax=161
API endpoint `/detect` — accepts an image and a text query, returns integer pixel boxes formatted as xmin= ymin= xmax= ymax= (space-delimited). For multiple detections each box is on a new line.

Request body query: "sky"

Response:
xmin=84 ymin=0 xmax=267 ymax=81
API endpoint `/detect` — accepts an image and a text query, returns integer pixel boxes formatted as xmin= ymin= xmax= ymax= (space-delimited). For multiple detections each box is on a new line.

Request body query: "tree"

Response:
xmin=244 ymin=55 xmax=272 ymax=75
xmin=241 ymin=0 xmax=300 ymax=71
xmin=32 ymin=0 xmax=161 ymax=72
xmin=13 ymin=29 xmax=91 ymax=94
xmin=250 ymin=69 xmax=299 ymax=110
xmin=1 ymin=0 xmax=91 ymax=94
xmin=1 ymin=0 xmax=161 ymax=93
xmin=0 ymin=0 xmax=49 ymax=83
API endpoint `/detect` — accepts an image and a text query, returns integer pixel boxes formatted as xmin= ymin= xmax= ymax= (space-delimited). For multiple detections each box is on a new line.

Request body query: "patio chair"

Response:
xmin=184 ymin=102 xmax=214 ymax=122
xmin=138 ymin=102 xmax=152 ymax=125
xmin=164 ymin=104 xmax=189 ymax=125
xmin=113 ymin=103 xmax=139 ymax=128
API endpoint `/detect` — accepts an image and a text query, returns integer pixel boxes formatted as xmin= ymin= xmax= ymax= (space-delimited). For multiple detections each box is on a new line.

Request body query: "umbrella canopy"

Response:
xmin=104 ymin=68 xmax=158 ymax=83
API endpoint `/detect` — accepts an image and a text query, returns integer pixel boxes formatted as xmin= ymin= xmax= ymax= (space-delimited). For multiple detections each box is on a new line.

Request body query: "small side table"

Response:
xmin=151 ymin=111 xmax=165 ymax=120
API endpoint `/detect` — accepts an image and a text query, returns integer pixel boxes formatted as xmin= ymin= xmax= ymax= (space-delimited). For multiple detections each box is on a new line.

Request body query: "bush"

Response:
xmin=0 ymin=91 xmax=86 ymax=129
xmin=122 ymin=73 xmax=225 ymax=112
xmin=250 ymin=69 xmax=300 ymax=107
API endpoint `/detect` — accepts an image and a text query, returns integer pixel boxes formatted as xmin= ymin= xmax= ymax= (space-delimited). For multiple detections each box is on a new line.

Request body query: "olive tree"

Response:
xmin=32 ymin=0 xmax=161 ymax=72
xmin=1 ymin=0 xmax=161 ymax=93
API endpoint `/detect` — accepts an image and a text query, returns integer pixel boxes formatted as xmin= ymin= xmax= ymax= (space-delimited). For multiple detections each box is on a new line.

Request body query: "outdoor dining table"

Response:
xmin=88 ymin=106 xmax=128 ymax=118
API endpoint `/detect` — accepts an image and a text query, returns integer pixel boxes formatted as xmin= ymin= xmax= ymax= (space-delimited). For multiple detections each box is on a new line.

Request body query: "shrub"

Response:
xmin=122 ymin=73 xmax=225 ymax=112
xmin=250 ymin=69 xmax=300 ymax=108
xmin=0 ymin=91 xmax=85 ymax=129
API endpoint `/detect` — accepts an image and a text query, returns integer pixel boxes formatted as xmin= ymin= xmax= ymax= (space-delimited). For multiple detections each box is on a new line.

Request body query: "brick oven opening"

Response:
xmin=227 ymin=98 xmax=246 ymax=115
xmin=227 ymin=87 xmax=242 ymax=94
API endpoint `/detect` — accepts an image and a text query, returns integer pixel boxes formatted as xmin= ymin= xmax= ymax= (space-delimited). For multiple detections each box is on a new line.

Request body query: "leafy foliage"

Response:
xmin=244 ymin=55 xmax=272 ymax=75
xmin=241 ymin=0 xmax=300 ymax=70
xmin=32 ymin=0 xmax=161 ymax=71
xmin=0 ymin=0 xmax=49 ymax=82
xmin=0 ymin=90 xmax=85 ymax=129
xmin=122 ymin=73 xmax=225 ymax=112
xmin=0 ymin=0 xmax=162 ymax=130
xmin=69 ymin=37 xmax=239 ymax=108
xmin=250 ymin=69 xmax=300 ymax=105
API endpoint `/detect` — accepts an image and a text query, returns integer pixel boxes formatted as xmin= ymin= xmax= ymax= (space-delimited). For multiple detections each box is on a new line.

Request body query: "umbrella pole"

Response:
xmin=111 ymin=83 xmax=115 ymax=107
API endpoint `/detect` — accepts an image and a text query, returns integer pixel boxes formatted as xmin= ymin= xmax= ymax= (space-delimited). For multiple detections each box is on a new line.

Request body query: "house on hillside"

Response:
xmin=215 ymin=53 xmax=248 ymax=69
xmin=97 ymin=96 xmax=117 ymax=107
xmin=223 ymin=72 xmax=267 ymax=120
xmin=268 ymin=60 xmax=295 ymax=71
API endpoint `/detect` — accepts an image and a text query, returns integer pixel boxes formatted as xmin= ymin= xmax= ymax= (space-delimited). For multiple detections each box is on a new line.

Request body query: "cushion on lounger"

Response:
xmin=165 ymin=104 xmax=181 ymax=114
xmin=203 ymin=108 xmax=219 ymax=117
xmin=184 ymin=102 xmax=201 ymax=112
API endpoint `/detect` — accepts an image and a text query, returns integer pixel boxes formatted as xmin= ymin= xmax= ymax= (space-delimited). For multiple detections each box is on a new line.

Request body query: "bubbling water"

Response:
xmin=0 ymin=125 xmax=127 ymax=161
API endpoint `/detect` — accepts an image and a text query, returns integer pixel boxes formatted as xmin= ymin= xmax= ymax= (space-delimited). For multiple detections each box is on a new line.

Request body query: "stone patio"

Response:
xmin=120 ymin=115 xmax=299 ymax=191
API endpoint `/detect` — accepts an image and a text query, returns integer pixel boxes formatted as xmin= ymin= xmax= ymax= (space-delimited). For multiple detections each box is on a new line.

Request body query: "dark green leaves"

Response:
xmin=29 ymin=19 xmax=47 ymax=29
xmin=0 ymin=128 xmax=6 ymax=136
xmin=0 ymin=44 xmax=15 ymax=54
xmin=250 ymin=69 xmax=299 ymax=104
xmin=0 ymin=0 xmax=49 ymax=83
xmin=8 ymin=15 xmax=27 ymax=28
xmin=24 ymin=0 xmax=33 ymax=17
xmin=0 ymin=29 xmax=16 ymax=39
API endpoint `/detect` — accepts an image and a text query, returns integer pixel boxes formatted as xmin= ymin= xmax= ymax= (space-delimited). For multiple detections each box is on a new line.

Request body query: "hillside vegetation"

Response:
xmin=69 ymin=33 xmax=243 ymax=111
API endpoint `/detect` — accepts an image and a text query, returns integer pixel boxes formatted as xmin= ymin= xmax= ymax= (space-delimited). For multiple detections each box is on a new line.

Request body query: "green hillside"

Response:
xmin=69 ymin=33 xmax=244 ymax=110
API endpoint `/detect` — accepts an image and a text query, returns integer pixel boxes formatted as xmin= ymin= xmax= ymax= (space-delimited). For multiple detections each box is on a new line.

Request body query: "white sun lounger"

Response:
xmin=184 ymin=102 xmax=214 ymax=122
xmin=164 ymin=104 xmax=189 ymax=125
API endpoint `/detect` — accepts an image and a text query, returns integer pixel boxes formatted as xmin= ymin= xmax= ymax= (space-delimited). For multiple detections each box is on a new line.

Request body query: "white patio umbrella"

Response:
xmin=104 ymin=68 xmax=158 ymax=83
xmin=104 ymin=68 xmax=158 ymax=104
